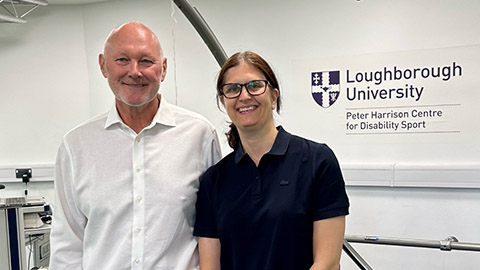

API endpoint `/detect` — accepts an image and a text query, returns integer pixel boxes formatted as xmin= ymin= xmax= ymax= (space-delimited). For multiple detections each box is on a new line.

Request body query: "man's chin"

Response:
xmin=116 ymin=96 xmax=158 ymax=108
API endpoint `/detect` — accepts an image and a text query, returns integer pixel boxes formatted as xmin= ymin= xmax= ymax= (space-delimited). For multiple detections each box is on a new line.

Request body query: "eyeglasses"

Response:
xmin=220 ymin=80 xmax=269 ymax=99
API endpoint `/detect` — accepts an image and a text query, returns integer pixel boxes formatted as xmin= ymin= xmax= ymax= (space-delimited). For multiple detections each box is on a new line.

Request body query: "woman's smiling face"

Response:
xmin=221 ymin=62 xmax=279 ymax=133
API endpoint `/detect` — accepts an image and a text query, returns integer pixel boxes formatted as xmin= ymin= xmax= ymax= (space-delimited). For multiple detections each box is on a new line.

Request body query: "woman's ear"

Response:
xmin=219 ymin=95 xmax=226 ymax=106
xmin=271 ymin=88 xmax=279 ymax=109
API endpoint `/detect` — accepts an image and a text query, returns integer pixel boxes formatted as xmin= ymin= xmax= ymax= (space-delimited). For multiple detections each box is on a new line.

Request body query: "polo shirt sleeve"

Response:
xmin=312 ymin=144 xmax=350 ymax=221
xmin=194 ymin=169 xmax=219 ymax=238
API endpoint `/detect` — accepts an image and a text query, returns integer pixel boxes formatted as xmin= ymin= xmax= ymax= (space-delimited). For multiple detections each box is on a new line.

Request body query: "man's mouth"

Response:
xmin=123 ymin=82 xmax=147 ymax=88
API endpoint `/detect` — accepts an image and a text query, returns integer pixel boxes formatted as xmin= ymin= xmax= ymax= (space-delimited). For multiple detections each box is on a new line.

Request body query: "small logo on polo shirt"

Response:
xmin=279 ymin=180 xmax=289 ymax=186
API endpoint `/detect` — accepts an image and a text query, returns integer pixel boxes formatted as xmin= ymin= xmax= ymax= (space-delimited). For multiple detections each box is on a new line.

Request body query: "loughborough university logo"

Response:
xmin=311 ymin=71 xmax=340 ymax=108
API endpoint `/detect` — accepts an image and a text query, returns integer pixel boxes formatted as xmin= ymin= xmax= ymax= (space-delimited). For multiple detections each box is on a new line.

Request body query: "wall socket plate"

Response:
xmin=15 ymin=168 xmax=32 ymax=182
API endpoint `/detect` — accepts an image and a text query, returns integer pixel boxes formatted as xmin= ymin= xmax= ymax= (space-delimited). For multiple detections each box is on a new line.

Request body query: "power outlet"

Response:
xmin=15 ymin=168 xmax=32 ymax=182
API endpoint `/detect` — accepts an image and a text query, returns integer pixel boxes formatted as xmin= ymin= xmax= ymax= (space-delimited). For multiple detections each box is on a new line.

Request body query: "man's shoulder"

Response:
xmin=64 ymin=111 xmax=109 ymax=138
xmin=167 ymin=103 xmax=215 ymax=130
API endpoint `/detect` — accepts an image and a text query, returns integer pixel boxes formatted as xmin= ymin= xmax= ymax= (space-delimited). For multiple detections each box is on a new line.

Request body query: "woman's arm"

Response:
xmin=198 ymin=237 xmax=221 ymax=270
xmin=310 ymin=215 xmax=346 ymax=270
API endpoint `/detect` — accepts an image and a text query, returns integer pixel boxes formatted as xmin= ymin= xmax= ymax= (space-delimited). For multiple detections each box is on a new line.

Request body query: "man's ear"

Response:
xmin=160 ymin=57 xmax=167 ymax=82
xmin=99 ymin=54 xmax=108 ymax=78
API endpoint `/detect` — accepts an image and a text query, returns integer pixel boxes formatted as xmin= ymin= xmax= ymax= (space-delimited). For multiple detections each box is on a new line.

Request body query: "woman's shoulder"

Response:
xmin=289 ymin=132 xmax=335 ymax=156
xmin=203 ymin=150 xmax=237 ymax=176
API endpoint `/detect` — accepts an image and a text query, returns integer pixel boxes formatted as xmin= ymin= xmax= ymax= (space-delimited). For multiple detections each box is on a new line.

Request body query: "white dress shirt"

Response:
xmin=49 ymin=96 xmax=221 ymax=270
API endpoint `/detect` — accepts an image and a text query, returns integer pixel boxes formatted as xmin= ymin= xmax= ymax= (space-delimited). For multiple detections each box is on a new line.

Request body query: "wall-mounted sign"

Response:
xmin=291 ymin=45 xmax=480 ymax=165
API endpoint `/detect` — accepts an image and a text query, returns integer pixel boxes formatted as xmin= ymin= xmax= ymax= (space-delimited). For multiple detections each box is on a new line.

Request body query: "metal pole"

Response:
xmin=345 ymin=234 xmax=480 ymax=252
xmin=173 ymin=0 xmax=228 ymax=66
xmin=342 ymin=240 xmax=374 ymax=270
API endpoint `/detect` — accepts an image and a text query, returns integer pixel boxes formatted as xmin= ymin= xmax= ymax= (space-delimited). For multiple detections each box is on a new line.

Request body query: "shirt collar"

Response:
xmin=104 ymin=94 xmax=176 ymax=130
xmin=234 ymin=126 xmax=291 ymax=164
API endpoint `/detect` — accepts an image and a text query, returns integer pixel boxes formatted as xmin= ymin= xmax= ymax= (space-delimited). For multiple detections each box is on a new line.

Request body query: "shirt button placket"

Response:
xmin=132 ymin=133 xmax=145 ymax=270
xmin=252 ymin=173 xmax=262 ymax=199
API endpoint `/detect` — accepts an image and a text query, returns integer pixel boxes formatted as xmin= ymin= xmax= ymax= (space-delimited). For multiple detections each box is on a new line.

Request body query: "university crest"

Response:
xmin=311 ymin=71 xmax=340 ymax=108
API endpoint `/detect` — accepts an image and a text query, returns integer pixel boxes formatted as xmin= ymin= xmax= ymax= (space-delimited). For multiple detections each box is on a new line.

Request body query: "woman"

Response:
xmin=194 ymin=51 xmax=349 ymax=270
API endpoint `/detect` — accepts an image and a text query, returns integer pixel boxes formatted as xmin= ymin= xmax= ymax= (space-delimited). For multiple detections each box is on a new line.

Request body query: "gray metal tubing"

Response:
xmin=173 ymin=0 xmax=228 ymax=66
xmin=342 ymin=240 xmax=374 ymax=270
xmin=345 ymin=235 xmax=480 ymax=252
xmin=450 ymin=242 xmax=480 ymax=252
xmin=0 ymin=13 xmax=27 ymax=23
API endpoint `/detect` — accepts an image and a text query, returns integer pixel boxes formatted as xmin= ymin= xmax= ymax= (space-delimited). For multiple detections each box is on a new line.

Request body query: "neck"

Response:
xmin=238 ymin=123 xmax=278 ymax=166
xmin=116 ymin=95 xmax=161 ymax=134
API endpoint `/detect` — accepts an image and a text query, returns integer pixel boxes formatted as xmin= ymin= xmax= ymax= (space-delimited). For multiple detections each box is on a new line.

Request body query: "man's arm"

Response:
xmin=203 ymin=129 xmax=222 ymax=168
xmin=310 ymin=215 xmax=346 ymax=270
xmin=49 ymin=140 xmax=86 ymax=269
xmin=198 ymin=237 xmax=221 ymax=270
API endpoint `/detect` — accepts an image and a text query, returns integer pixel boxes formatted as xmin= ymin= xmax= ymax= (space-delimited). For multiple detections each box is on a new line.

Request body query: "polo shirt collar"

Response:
xmin=234 ymin=126 xmax=291 ymax=164
xmin=104 ymin=94 xmax=176 ymax=130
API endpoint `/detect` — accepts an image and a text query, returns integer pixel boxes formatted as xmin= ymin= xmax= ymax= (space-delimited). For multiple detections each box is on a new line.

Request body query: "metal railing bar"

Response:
xmin=342 ymin=240 xmax=374 ymax=270
xmin=345 ymin=234 xmax=480 ymax=252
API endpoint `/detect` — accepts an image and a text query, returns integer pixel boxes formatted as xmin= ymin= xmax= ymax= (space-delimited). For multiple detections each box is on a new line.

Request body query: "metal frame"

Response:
xmin=343 ymin=234 xmax=480 ymax=269
xmin=0 ymin=0 xmax=48 ymax=24
xmin=173 ymin=0 xmax=228 ymax=66
xmin=345 ymin=234 xmax=480 ymax=252
xmin=342 ymin=239 xmax=373 ymax=270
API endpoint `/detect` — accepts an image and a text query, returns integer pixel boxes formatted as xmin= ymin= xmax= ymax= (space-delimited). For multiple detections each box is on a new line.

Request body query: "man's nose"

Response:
xmin=128 ymin=61 xmax=142 ymax=77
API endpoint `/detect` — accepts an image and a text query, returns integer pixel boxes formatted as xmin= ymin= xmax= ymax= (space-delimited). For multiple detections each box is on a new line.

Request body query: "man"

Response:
xmin=49 ymin=22 xmax=221 ymax=269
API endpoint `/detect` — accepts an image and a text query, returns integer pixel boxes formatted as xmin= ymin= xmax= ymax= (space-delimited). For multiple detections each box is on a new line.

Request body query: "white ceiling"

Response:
xmin=48 ymin=0 xmax=113 ymax=5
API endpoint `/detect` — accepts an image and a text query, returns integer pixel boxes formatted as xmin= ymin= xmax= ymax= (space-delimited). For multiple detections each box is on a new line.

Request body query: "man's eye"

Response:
xmin=140 ymin=59 xmax=154 ymax=66
xmin=116 ymin=58 xmax=129 ymax=64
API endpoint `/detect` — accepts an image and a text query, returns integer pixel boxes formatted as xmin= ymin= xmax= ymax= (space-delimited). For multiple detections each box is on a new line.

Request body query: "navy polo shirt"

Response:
xmin=194 ymin=126 xmax=349 ymax=270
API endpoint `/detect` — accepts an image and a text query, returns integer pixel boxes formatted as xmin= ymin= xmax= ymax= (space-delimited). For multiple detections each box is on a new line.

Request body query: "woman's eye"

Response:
xmin=227 ymin=85 xmax=240 ymax=92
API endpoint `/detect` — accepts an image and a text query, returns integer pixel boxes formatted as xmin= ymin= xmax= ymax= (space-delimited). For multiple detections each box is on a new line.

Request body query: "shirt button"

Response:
xmin=135 ymin=137 xmax=141 ymax=143
xmin=135 ymin=227 xmax=142 ymax=233
xmin=135 ymin=166 xmax=142 ymax=172
xmin=136 ymin=196 xmax=142 ymax=202
xmin=135 ymin=258 xmax=140 ymax=264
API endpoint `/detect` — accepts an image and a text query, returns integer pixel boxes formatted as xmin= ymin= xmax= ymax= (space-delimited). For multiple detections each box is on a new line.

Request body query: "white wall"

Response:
xmin=1 ymin=0 xmax=479 ymax=269
xmin=0 ymin=5 xmax=90 ymax=165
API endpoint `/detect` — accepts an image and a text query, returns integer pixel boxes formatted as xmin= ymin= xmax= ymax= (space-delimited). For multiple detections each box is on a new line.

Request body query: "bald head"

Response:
xmin=103 ymin=22 xmax=163 ymax=59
